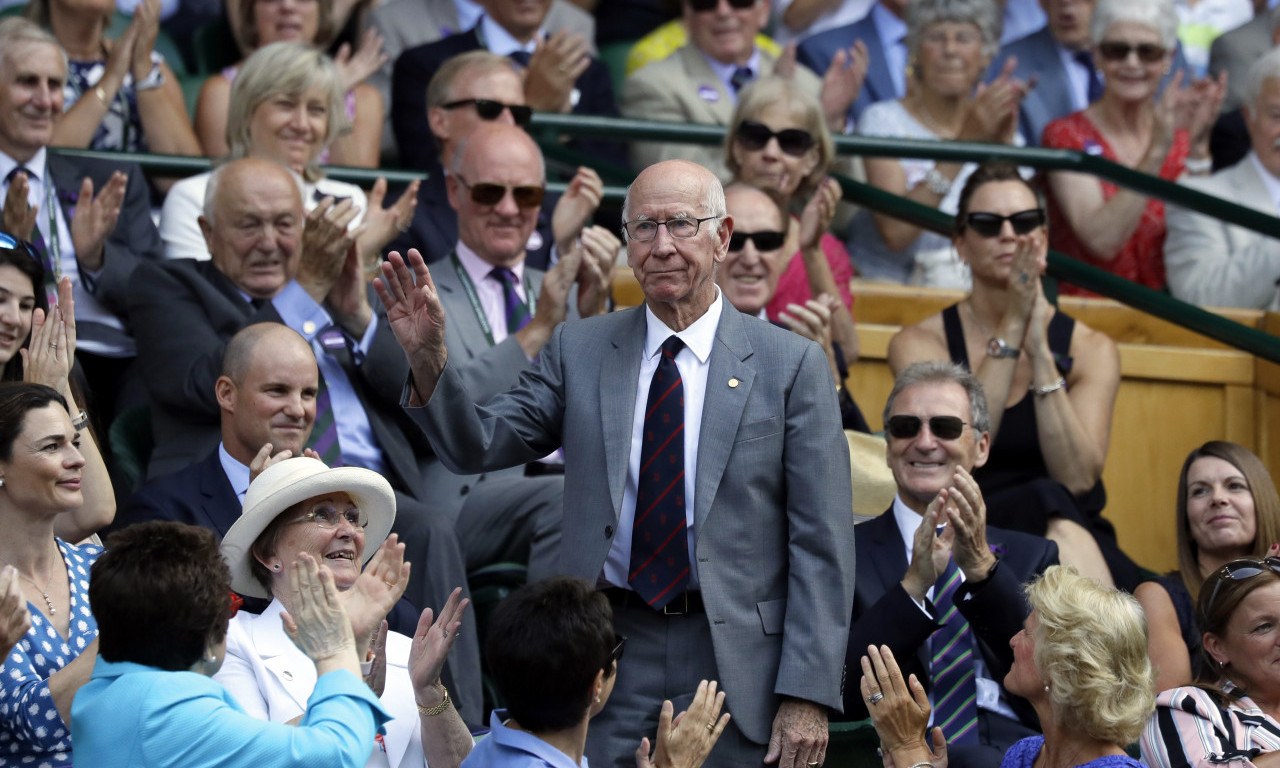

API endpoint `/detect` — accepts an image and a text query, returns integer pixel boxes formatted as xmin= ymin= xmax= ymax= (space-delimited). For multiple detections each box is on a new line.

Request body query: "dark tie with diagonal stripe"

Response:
xmin=305 ymin=327 xmax=344 ymax=467
xmin=629 ymin=336 xmax=690 ymax=609
xmin=930 ymin=555 xmax=979 ymax=743
xmin=490 ymin=267 xmax=532 ymax=334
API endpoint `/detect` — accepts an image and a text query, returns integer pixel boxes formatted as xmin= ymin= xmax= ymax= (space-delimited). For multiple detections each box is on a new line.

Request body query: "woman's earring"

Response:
xmin=0 ymin=478 xmax=7 ymax=487
xmin=271 ymin=563 xmax=281 ymax=572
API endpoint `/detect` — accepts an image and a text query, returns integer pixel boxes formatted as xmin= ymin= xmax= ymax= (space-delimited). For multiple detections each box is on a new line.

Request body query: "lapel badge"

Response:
xmin=728 ymin=378 xmax=739 ymax=388
xmin=697 ymin=85 xmax=719 ymax=103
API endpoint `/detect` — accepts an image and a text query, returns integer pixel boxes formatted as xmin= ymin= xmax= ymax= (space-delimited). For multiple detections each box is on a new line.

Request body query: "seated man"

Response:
xmin=842 ymin=360 xmax=1058 ymax=768
xmin=385 ymin=50 xmax=603 ymax=271
xmin=391 ymin=0 xmax=624 ymax=174
xmin=797 ymin=0 xmax=910 ymax=127
xmin=1166 ymin=46 xmax=1280 ymax=310
xmin=625 ymin=0 xmax=862 ymax=180
xmin=126 ymin=157 xmax=484 ymax=726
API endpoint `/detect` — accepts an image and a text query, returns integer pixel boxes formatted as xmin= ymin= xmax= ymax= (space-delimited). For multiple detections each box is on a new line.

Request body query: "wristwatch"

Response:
xmin=136 ymin=62 xmax=164 ymax=91
xmin=987 ymin=337 xmax=1020 ymax=359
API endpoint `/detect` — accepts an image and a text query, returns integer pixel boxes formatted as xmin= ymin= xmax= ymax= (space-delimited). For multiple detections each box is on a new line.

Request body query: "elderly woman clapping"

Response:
xmin=216 ymin=457 xmax=473 ymax=768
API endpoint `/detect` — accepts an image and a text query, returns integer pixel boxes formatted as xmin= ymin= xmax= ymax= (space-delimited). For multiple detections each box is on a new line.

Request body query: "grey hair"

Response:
xmin=1247 ymin=46 xmax=1280 ymax=114
xmin=201 ymin=159 xmax=304 ymax=224
xmin=225 ymin=41 xmax=347 ymax=184
xmin=621 ymin=166 xmax=727 ymax=229
xmin=0 ymin=17 xmax=66 ymax=73
xmin=882 ymin=360 xmax=991 ymax=437
xmin=724 ymin=76 xmax=834 ymax=199
xmin=1089 ymin=0 xmax=1177 ymax=50
xmin=449 ymin=128 xmax=546 ymax=181
xmin=426 ymin=50 xmax=521 ymax=111
xmin=905 ymin=0 xmax=1003 ymax=63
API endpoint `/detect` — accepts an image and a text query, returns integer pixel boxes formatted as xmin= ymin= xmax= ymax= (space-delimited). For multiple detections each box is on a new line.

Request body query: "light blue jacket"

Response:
xmin=71 ymin=659 xmax=391 ymax=768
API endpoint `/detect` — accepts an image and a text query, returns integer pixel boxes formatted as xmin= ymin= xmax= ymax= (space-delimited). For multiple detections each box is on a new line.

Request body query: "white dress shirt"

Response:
xmin=701 ymin=48 xmax=764 ymax=105
xmin=218 ymin=442 xmax=252 ymax=504
xmin=1056 ymin=44 xmax=1094 ymax=113
xmin=604 ymin=290 xmax=725 ymax=590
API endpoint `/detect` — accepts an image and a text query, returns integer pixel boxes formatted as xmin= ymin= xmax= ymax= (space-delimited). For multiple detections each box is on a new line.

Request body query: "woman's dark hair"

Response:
xmin=485 ymin=577 xmax=616 ymax=733
xmin=952 ymin=161 xmax=1045 ymax=236
xmin=93 ymin=521 xmax=232 ymax=671
xmin=0 ymin=237 xmax=47 ymax=383
xmin=0 ymin=382 xmax=66 ymax=461
xmin=1195 ymin=557 xmax=1280 ymax=696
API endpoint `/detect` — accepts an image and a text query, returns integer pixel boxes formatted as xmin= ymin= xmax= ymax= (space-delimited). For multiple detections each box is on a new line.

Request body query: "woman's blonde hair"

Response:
xmin=225 ymin=41 xmax=347 ymax=183
xmin=724 ymin=76 xmax=833 ymax=200
xmin=1028 ymin=565 xmax=1156 ymax=745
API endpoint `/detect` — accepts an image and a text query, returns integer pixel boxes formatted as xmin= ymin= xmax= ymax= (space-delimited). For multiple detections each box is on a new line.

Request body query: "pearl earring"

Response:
xmin=271 ymin=563 xmax=281 ymax=572
xmin=1043 ymin=685 xmax=1050 ymax=693
xmin=0 ymin=478 xmax=7 ymax=487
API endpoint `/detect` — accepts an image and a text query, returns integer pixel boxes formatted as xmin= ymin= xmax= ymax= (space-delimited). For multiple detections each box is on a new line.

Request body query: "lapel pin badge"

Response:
xmin=728 ymin=378 xmax=739 ymax=388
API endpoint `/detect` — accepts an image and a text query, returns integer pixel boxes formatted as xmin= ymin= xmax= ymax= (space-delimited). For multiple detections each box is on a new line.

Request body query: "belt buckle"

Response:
xmin=663 ymin=592 xmax=688 ymax=615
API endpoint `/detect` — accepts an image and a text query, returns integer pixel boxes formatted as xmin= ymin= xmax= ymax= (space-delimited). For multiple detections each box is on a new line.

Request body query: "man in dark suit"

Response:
xmin=126 ymin=157 xmax=484 ymax=727
xmin=0 ymin=18 xmax=163 ymax=424
xmin=798 ymin=0 xmax=907 ymax=125
xmin=843 ymin=360 xmax=1058 ymax=768
xmin=390 ymin=0 xmax=626 ymax=174
xmin=385 ymin=49 xmax=604 ymax=272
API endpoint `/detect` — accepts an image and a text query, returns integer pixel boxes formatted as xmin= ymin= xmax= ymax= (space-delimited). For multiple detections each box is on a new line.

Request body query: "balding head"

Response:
xmin=426 ymin=51 xmax=526 ymax=162
xmin=199 ymin=158 xmax=303 ymax=300
xmin=215 ymin=322 xmax=319 ymax=465
xmin=446 ymin=123 xmax=546 ymax=267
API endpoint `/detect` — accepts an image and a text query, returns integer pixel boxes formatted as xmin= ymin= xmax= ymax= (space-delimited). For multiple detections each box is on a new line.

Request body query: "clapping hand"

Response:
xmin=358 ymin=178 xmax=419 ymax=270
xmin=799 ymin=177 xmax=841 ymax=251
xmin=70 ymin=172 xmax=127 ymax=271
xmin=552 ymin=167 xmax=604 ymax=253
xmin=298 ymin=196 xmax=363 ymax=303
xmin=408 ymin=587 xmax=467 ymax=700
xmin=341 ymin=534 xmax=410 ymax=651
xmin=0 ymin=566 xmax=30 ymax=659
xmin=819 ymin=41 xmax=869 ymax=131
xmin=374 ymin=250 xmax=448 ymax=397
xmin=636 ymin=680 xmax=731 ymax=768
xmin=247 ymin=444 xmax=321 ymax=484
xmin=900 ymin=494 xmax=954 ymax=603
xmin=364 ymin=620 xmax=388 ymax=697
xmin=577 ymin=225 xmax=620 ymax=318
xmin=861 ymin=645 xmax=947 ymax=768
xmin=945 ymin=468 xmax=996 ymax=580
xmin=334 ymin=28 xmax=387 ymax=94
xmin=22 ymin=277 xmax=76 ymax=396
xmin=2 ymin=171 xmax=36 ymax=241
xmin=281 ymin=554 xmax=358 ymax=664
xmin=525 ymin=30 xmax=590 ymax=113
xmin=959 ymin=57 xmax=1032 ymax=146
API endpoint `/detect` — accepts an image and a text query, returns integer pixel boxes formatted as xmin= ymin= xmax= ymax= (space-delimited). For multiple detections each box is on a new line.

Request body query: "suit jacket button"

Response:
xmin=604 ymin=525 xmax=614 ymax=538
xmin=460 ymin=485 xmax=470 ymax=495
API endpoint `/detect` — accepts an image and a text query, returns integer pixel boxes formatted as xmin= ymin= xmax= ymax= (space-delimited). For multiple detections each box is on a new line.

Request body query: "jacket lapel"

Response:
xmin=602 ymin=308 xmax=645 ymax=516
xmin=198 ymin=452 xmax=241 ymax=538
xmin=693 ymin=307 xmax=753 ymax=533
xmin=680 ymin=46 xmax=735 ymax=126
xmin=248 ymin=601 xmax=317 ymax=712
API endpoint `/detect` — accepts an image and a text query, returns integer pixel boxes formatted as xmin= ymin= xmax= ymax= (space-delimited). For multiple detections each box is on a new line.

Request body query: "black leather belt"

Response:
xmin=601 ymin=587 xmax=705 ymax=615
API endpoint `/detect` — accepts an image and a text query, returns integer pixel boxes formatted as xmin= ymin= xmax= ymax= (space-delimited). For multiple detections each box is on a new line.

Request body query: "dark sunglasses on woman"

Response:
xmin=734 ymin=121 xmax=815 ymax=157
xmin=455 ymin=175 xmax=546 ymax=209
xmin=441 ymin=98 xmax=533 ymax=126
xmin=885 ymin=415 xmax=968 ymax=441
xmin=729 ymin=230 xmax=786 ymax=252
xmin=1203 ymin=557 xmax=1280 ymax=616
xmin=963 ymin=209 xmax=1046 ymax=238
xmin=1096 ymin=41 xmax=1166 ymax=63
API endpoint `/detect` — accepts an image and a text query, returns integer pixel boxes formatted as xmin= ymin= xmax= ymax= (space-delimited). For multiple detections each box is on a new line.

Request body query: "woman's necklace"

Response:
xmin=965 ymin=299 xmax=995 ymax=339
xmin=0 ymin=555 xmax=58 ymax=616
xmin=909 ymin=96 xmax=959 ymax=139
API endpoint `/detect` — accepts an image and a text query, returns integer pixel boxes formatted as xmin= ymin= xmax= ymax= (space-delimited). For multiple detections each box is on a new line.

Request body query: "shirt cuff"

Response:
xmin=272 ymin=280 xmax=331 ymax=340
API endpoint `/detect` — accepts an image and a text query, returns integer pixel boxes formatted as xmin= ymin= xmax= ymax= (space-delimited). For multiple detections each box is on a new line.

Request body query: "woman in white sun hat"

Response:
xmin=216 ymin=456 xmax=474 ymax=768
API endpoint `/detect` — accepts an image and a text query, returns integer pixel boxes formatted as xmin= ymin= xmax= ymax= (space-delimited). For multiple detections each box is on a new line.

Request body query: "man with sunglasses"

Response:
xmin=390 ymin=0 xmax=626 ymax=174
xmin=622 ymin=0 xmax=864 ymax=180
xmin=840 ymin=361 xmax=1057 ymax=768
xmin=385 ymin=50 xmax=605 ymax=272
xmin=379 ymin=158 xmax=855 ymax=768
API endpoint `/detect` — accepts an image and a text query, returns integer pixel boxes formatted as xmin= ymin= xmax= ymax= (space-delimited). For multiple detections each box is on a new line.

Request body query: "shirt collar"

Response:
xmin=891 ymin=493 xmax=924 ymax=551
xmin=872 ymin=3 xmax=907 ymax=44
xmin=0 ymin=146 xmax=47 ymax=185
xmin=485 ymin=710 xmax=589 ymax=768
xmin=643 ymin=287 xmax=724 ymax=365
xmin=455 ymin=239 xmax=525 ymax=288
xmin=701 ymin=48 xmax=762 ymax=91
xmin=1248 ymin=151 xmax=1280 ymax=214
xmin=218 ymin=442 xmax=252 ymax=503
xmin=480 ymin=13 xmax=542 ymax=56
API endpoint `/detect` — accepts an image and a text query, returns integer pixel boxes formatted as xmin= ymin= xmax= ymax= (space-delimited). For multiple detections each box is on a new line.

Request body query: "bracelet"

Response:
xmin=1184 ymin=156 xmax=1212 ymax=175
xmin=1030 ymin=377 xmax=1066 ymax=397
xmin=907 ymin=762 xmax=934 ymax=768
xmin=72 ymin=410 xmax=89 ymax=431
xmin=921 ymin=167 xmax=952 ymax=197
xmin=416 ymin=684 xmax=450 ymax=716
xmin=92 ymin=86 xmax=109 ymax=107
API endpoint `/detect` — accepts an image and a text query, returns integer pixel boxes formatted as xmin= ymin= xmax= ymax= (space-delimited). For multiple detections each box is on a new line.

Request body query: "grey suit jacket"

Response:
xmin=407 ymin=304 xmax=856 ymax=743
xmin=621 ymin=45 xmax=822 ymax=180
xmin=1210 ymin=15 xmax=1272 ymax=113
xmin=1165 ymin=157 xmax=1280 ymax=309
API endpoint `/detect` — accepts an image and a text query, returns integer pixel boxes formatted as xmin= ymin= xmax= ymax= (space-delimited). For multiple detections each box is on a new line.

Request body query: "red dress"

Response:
xmin=765 ymin=228 xmax=855 ymax=321
xmin=1041 ymin=111 xmax=1189 ymax=296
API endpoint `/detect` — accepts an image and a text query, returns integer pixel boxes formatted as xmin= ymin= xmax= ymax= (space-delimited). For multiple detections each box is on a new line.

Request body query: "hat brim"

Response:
xmin=220 ymin=459 xmax=396 ymax=599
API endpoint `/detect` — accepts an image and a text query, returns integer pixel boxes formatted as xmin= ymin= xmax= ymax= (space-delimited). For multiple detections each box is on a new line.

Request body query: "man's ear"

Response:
xmin=198 ymin=215 xmax=215 ymax=257
xmin=214 ymin=375 xmax=237 ymax=413
xmin=428 ymin=106 xmax=449 ymax=146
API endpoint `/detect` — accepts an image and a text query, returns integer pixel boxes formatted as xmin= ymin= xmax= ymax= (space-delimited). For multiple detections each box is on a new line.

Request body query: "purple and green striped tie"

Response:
xmin=930 ymin=556 xmax=979 ymax=744
xmin=490 ymin=267 xmax=532 ymax=334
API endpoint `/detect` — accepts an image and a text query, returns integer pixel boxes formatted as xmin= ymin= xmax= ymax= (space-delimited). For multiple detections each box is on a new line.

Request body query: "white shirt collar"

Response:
xmin=1248 ymin=151 xmax=1280 ymax=215
xmin=0 ymin=146 xmax=47 ymax=185
xmin=891 ymin=493 xmax=924 ymax=552
xmin=701 ymin=48 xmax=762 ymax=96
xmin=480 ymin=13 xmax=542 ymax=56
xmin=455 ymin=239 xmax=526 ymax=287
xmin=218 ymin=442 xmax=252 ymax=503
xmin=643 ymin=287 xmax=724 ymax=365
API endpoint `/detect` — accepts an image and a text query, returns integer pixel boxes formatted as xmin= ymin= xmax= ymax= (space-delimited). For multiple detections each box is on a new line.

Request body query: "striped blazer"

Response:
xmin=1142 ymin=686 xmax=1280 ymax=768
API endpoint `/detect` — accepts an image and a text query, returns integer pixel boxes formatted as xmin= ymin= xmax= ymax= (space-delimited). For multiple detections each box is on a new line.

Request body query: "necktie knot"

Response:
xmin=730 ymin=66 xmax=753 ymax=93
xmin=508 ymin=50 xmax=531 ymax=67
xmin=4 ymin=166 xmax=29 ymax=185
xmin=1074 ymin=50 xmax=1105 ymax=102
xmin=490 ymin=266 xmax=519 ymax=289
xmin=490 ymin=266 xmax=531 ymax=334
xmin=660 ymin=336 xmax=684 ymax=359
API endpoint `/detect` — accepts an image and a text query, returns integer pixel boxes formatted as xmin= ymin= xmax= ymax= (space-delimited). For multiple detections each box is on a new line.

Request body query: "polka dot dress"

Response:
xmin=0 ymin=540 xmax=100 ymax=768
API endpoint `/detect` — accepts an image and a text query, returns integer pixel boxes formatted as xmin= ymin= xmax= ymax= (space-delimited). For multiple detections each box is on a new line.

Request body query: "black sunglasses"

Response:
xmin=729 ymin=230 xmax=786 ymax=252
xmin=441 ymin=98 xmax=533 ymax=126
xmin=454 ymin=174 xmax=545 ymax=209
xmin=885 ymin=415 xmax=968 ymax=441
xmin=1203 ymin=557 xmax=1280 ymax=619
xmin=963 ymin=209 xmax=1046 ymax=238
xmin=607 ymin=634 xmax=627 ymax=667
xmin=1097 ymin=41 xmax=1166 ymax=63
xmin=688 ymin=0 xmax=755 ymax=10
xmin=734 ymin=120 xmax=815 ymax=157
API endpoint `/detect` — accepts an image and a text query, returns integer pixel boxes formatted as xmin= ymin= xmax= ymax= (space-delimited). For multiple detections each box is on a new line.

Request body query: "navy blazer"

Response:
xmin=390 ymin=26 xmax=627 ymax=174
xmin=841 ymin=508 xmax=1058 ymax=726
xmin=798 ymin=10 xmax=899 ymax=124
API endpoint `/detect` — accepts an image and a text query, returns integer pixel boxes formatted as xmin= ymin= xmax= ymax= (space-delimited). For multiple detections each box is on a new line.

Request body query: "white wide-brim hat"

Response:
xmin=220 ymin=457 xmax=396 ymax=599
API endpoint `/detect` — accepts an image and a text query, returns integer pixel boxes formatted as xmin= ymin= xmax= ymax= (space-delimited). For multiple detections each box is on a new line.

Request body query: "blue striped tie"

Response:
xmin=930 ymin=556 xmax=979 ymax=744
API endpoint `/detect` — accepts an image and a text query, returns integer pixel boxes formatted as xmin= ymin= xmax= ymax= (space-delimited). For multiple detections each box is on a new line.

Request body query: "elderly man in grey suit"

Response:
xmin=376 ymin=158 xmax=856 ymax=768
xmin=622 ymin=0 xmax=865 ymax=181
xmin=1165 ymin=46 xmax=1280 ymax=310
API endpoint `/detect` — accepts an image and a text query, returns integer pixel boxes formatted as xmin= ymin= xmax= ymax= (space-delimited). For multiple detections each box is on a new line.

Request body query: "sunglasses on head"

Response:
xmin=441 ymin=98 xmax=533 ymax=126
xmin=1203 ymin=557 xmax=1280 ymax=618
xmin=0 ymin=232 xmax=40 ymax=262
xmin=963 ymin=209 xmax=1046 ymax=238
xmin=729 ymin=230 xmax=786 ymax=252
xmin=454 ymin=174 xmax=545 ymax=209
xmin=885 ymin=415 xmax=968 ymax=441
xmin=734 ymin=120 xmax=815 ymax=157
xmin=688 ymin=0 xmax=755 ymax=10
xmin=1097 ymin=41 xmax=1166 ymax=63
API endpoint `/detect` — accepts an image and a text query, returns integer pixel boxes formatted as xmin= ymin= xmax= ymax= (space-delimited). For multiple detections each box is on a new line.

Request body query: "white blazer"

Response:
xmin=214 ymin=599 xmax=428 ymax=768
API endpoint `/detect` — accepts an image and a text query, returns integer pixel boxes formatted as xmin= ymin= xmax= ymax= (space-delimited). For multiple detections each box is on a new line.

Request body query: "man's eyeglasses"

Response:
xmin=440 ymin=98 xmax=533 ymax=126
xmin=688 ymin=0 xmax=755 ymax=11
xmin=885 ymin=415 xmax=968 ymax=441
xmin=1097 ymin=41 xmax=1166 ymax=64
xmin=728 ymin=230 xmax=786 ymax=252
xmin=607 ymin=634 xmax=627 ymax=667
xmin=623 ymin=216 xmax=722 ymax=242
xmin=734 ymin=120 xmax=815 ymax=157
xmin=963 ymin=209 xmax=1046 ymax=238
xmin=454 ymin=174 xmax=545 ymax=209
xmin=290 ymin=504 xmax=369 ymax=529
xmin=1203 ymin=557 xmax=1280 ymax=618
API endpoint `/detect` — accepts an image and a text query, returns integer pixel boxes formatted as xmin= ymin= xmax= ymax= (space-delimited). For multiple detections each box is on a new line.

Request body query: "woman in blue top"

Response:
xmin=72 ymin=520 xmax=394 ymax=768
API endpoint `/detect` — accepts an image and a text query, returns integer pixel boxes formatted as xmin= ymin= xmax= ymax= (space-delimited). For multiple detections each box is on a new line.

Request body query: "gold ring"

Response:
xmin=382 ymin=578 xmax=396 ymax=587
xmin=705 ymin=722 xmax=715 ymax=733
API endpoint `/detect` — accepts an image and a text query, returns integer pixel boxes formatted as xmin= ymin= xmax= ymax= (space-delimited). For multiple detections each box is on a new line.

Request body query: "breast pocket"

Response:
xmin=756 ymin=597 xmax=787 ymax=635
xmin=734 ymin=416 xmax=781 ymax=444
